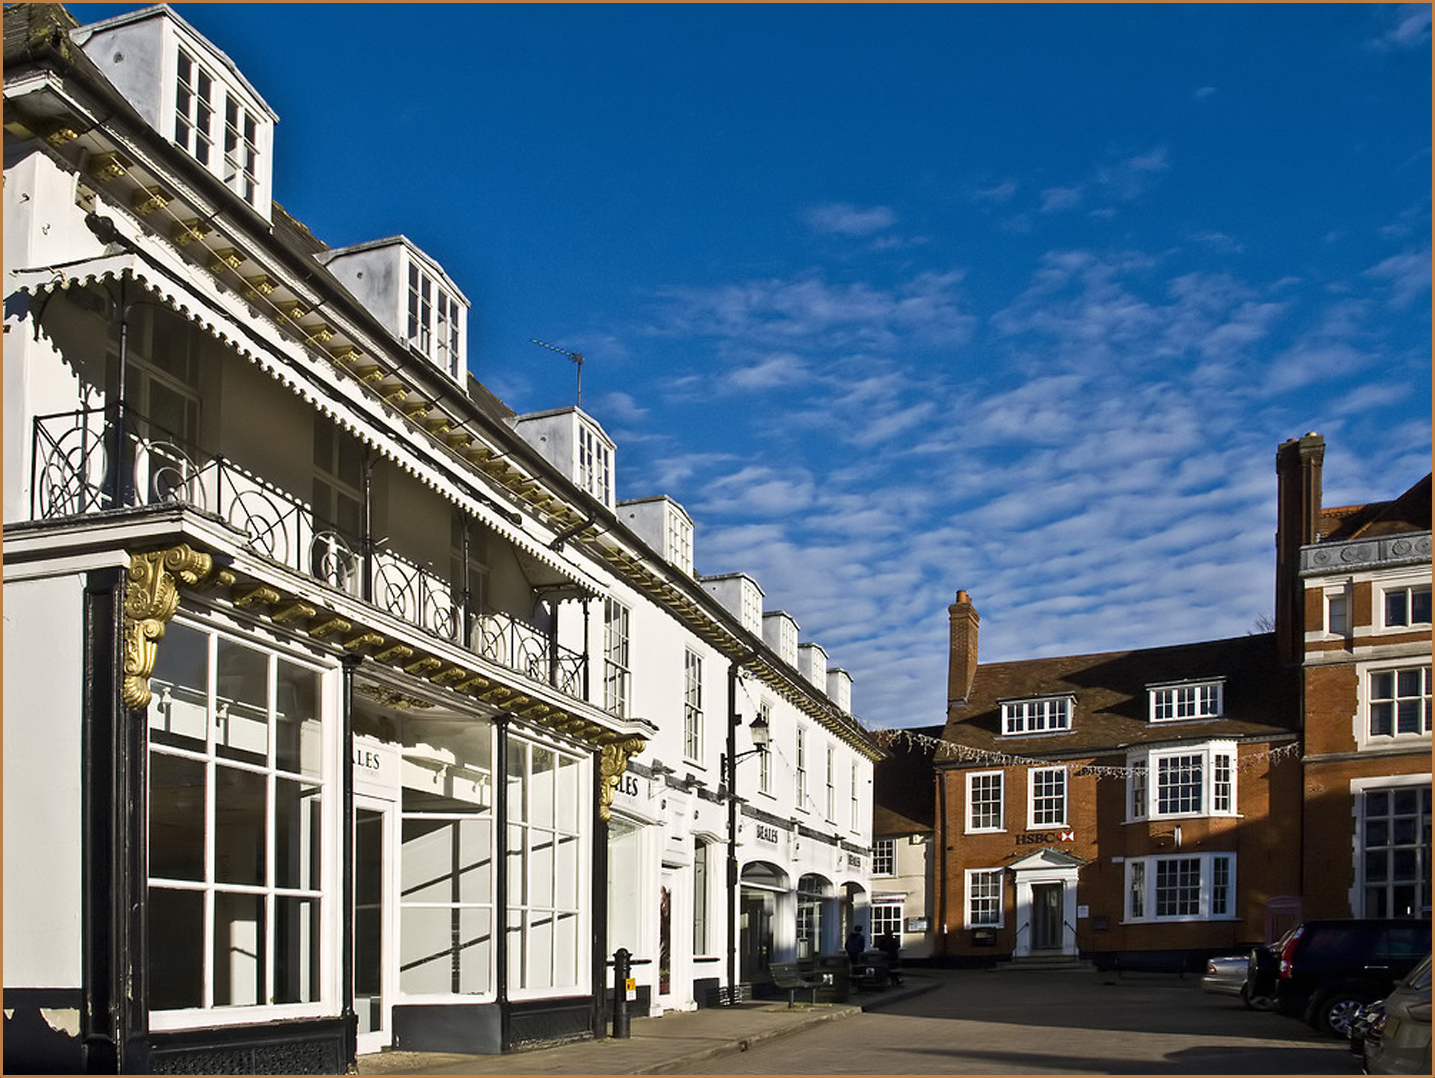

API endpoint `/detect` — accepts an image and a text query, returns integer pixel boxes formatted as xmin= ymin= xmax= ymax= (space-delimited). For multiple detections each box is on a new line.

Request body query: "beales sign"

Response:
xmin=754 ymin=823 xmax=780 ymax=845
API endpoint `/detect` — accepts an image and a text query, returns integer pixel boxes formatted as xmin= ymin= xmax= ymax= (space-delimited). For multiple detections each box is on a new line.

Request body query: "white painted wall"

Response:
xmin=2 ymin=572 xmax=86 ymax=987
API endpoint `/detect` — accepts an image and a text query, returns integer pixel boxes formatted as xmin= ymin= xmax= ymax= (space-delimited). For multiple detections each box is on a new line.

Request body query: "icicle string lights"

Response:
xmin=871 ymin=726 xmax=1300 ymax=778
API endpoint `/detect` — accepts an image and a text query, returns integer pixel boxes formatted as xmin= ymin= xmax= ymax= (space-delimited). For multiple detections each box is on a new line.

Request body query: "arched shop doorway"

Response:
xmin=739 ymin=862 xmax=788 ymax=982
xmin=797 ymin=873 xmax=835 ymax=959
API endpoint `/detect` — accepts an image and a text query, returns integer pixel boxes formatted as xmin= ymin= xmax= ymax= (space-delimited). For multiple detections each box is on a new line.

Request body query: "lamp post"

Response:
xmin=723 ymin=710 xmax=769 ymax=1004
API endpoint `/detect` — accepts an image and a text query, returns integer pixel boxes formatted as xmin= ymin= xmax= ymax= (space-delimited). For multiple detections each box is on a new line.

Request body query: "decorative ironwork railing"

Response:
xmin=30 ymin=406 xmax=588 ymax=699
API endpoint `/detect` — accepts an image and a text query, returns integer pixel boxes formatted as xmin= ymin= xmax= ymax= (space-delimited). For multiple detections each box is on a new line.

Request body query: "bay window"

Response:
xmin=1126 ymin=741 xmax=1237 ymax=820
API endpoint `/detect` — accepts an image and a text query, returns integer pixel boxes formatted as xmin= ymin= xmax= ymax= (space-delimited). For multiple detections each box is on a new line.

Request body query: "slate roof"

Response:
xmin=942 ymin=632 xmax=1299 ymax=764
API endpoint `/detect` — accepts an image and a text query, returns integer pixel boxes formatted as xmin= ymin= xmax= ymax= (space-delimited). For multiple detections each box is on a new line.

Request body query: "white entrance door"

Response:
xmin=354 ymin=797 xmax=396 ymax=1053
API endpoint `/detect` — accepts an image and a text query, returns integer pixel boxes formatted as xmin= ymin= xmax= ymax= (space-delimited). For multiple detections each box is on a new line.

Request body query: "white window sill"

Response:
xmin=965 ymin=826 xmax=1006 ymax=835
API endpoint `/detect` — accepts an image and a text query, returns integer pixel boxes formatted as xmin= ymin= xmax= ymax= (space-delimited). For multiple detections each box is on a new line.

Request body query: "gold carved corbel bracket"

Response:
xmin=597 ymin=735 xmax=647 ymax=822
xmin=122 ymin=544 xmax=233 ymax=710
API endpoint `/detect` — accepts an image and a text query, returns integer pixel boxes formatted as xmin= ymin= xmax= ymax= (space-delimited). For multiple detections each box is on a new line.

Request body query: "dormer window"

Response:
xmin=665 ymin=506 xmax=693 ymax=576
xmin=76 ymin=7 xmax=277 ymax=215
xmin=577 ymin=422 xmax=612 ymax=506
xmin=1001 ymin=695 xmax=1072 ymax=735
xmin=407 ymin=263 xmax=463 ymax=378
xmin=1149 ymin=680 xmax=1224 ymax=723
xmin=320 ymin=239 xmax=469 ymax=382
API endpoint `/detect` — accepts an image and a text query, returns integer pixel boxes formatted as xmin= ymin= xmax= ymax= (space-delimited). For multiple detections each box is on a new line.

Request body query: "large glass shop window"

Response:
xmin=146 ymin=621 xmax=331 ymax=1020
xmin=400 ymin=720 xmax=495 ymax=996
xmin=506 ymin=738 xmax=587 ymax=993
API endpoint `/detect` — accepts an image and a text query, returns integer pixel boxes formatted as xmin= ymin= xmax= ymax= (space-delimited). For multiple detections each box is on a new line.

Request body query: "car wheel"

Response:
xmin=1314 ymin=992 xmax=1370 ymax=1038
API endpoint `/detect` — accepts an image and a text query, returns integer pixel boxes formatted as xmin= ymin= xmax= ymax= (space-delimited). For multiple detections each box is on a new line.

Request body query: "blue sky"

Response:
xmin=72 ymin=3 xmax=1432 ymax=729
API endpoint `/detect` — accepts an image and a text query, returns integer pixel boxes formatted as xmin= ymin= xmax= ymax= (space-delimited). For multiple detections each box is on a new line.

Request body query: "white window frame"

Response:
xmin=1325 ymin=585 xmax=1351 ymax=637
xmin=146 ymin=617 xmax=339 ymax=1030
xmin=1359 ymin=660 xmax=1432 ymax=746
xmin=1148 ymin=680 xmax=1224 ymax=723
xmin=966 ymin=770 xmax=1005 ymax=833
xmin=666 ymin=508 xmax=693 ymax=575
xmin=1126 ymin=741 xmax=1238 ymax=821
xmin=872 ymin=838 xmax=895 ymax=876
xmin=825 ymin=744 xmax=835 ymax=821
xmin=577 ymin=422 xmax=613 ymax=507
xmin=1000 ymin=695 xmax=1072 ymax=735
xmin=1349 ymin=774 xmax=1432 ymax=919
xmin=965 ymin=868 xmax=1004 ymax=928
xmin=602 ymin=598 xmax=630 ymax=718
xmin=869 ymin=896 xmax=904 ymax=938
xmin=1381 ymin=582 xmax=1433 ymax=630
xmin=171 ymin=43 xmax=269 ymax=210
xmin=683 ymin=649 xmax=703 ymax=763
xmin=407 ymin=260 xmax=465 ymax=379
xmin=504 ymin=736 xmax=589 ymax=998
xmin=1123 ymin=853 xmax=1237 ymax=923
xmin=849 ymin=761 xmax=860 ymax=830
xmin=795 ymin=725 xmax=808 ymax=809
xmin=693 ymin=839 xmax=712 ymax=956
xmin=1027 ymin=766 xmax=1067 ymax=829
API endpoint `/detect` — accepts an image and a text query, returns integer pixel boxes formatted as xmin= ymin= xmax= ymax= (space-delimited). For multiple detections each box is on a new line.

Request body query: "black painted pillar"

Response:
xmin=82 ymin=565 xmax=149 ymax=1073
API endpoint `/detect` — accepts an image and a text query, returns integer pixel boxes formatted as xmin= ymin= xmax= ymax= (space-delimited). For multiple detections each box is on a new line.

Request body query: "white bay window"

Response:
xmin=1127 ymin=741 xmax=1237 ymax=820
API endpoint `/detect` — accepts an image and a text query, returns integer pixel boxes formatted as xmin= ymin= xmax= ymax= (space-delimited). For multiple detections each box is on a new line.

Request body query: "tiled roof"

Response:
xmin=1320 ymin=473 xmax=1432 ymax=541
xmin=943 ymin=632 xmax=1298 ymax=761
xmin=872 ymin=723 xmax=943 ymax=835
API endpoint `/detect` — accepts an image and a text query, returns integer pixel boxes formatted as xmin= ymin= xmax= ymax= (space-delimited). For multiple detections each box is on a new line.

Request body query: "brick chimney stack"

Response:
xmin=948 ymin=590 xmax=980 ymax=707
xmin=1275 ymin=432 xmax=1325 ymax=666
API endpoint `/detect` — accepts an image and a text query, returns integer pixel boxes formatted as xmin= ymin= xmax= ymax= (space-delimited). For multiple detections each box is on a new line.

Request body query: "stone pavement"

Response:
xmin=356 ymin=977 xmax=935 ymax=1075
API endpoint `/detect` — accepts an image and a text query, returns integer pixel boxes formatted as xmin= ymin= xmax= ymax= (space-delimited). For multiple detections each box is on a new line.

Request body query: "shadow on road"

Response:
xmin=893 ymin=1042 xmax=1351 ymax=1075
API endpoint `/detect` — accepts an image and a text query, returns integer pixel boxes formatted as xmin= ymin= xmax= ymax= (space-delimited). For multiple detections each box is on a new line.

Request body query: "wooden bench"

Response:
xmin=769 ymin=961 xmax=824 ymax=1008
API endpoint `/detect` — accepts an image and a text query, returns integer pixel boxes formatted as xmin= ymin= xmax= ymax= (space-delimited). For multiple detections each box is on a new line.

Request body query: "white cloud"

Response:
xmin=1193 ymin=86 xmax=1217 ymax=100
xmin=592 ymin=389 xmax=648 ymax=423
xmin=1364 ymin=249 xmax=1432 ymax=308
xmin=727 ymin=352 xmax=810 ymax=390
xmin=1368 ymin=3 xmax=1431 ymax=51
xmin=1040 ymin=186 xmax=1083 ymax=213
xmin=804 ymin=202 xmax=898 ymax=237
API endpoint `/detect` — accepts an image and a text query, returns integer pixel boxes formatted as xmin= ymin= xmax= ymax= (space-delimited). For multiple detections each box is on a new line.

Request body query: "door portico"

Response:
xmin=1009 ymin=849 xmax=1083 ymax=957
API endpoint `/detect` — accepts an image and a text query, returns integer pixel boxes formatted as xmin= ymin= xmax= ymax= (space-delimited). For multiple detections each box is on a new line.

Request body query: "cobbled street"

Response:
xmin=668 ymin=968 xmax=1354 ymax=1075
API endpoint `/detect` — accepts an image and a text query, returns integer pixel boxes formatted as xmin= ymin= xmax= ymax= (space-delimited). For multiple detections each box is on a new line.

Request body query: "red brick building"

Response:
xmin=931 ymin=434 xmax=1430 ymax=969
xmin=1278 ymin=435 xmax=1431 ymax=922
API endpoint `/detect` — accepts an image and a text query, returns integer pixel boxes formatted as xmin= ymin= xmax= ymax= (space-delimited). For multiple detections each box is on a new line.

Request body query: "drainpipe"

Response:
xmin=340 ymin=655 xmax=359 ymax=1068
xmin=495 ymin=715 xmax=510 ymax=1049
xmin=936 ymin=769 xmax=949 ymax=959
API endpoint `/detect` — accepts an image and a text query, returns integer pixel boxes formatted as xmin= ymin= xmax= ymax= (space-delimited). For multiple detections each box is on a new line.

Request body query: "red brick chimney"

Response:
xmin=1275 ymin=433 xmax=1324 ymax=666
xmin=948 ymin=590 xmax=980 ymax=707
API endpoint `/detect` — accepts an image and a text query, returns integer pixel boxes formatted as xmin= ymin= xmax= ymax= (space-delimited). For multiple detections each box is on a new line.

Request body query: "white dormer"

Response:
xmin=513 ymin=407 xmax=615 ymax=508
xmin=617 ymin=496 xmax=694 ymax=576
xmin=826 ymin=668 xmax=852 ymax=713
xmin=798 ymin=642 xmax=828 ymax=690
xmin=763 ymin=611 xmax=800 ymax=668
xmin=74 ymin=5 xmax=277 ymax=215
xmin=700 ymin=573 xmax=765 ymax=635
xmin=318 ymin=237 xmax=470 ymax=382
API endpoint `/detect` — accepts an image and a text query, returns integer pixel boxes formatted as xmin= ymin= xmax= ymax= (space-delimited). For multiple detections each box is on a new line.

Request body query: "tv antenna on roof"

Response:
xmin=529 ymin=339 xmax=585 ymax=408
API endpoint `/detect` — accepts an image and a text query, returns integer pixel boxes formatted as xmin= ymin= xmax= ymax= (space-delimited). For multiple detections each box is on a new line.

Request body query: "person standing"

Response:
xmin=876 ymin=930 xmax=903 ymax=984
xmin=845 ymin=924 xmax=866 ymax=965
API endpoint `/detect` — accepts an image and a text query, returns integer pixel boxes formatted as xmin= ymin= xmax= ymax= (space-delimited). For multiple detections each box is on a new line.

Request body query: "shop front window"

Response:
xmin=505 ymin=737 xmax=587 ymax=993
xmin=147 ymin=619 xmax=334 ymax=1025
xmin=400 ymin=719 xmax=494 ymax=997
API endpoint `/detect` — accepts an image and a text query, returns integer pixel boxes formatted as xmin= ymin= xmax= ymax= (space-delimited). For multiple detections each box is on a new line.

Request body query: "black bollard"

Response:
xmin=612 ymin=948 xmax=632 ymax=1039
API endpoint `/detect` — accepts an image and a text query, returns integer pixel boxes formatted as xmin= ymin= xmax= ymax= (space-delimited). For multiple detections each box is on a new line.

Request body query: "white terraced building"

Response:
xmin=2 ymin=4 xmax=879 ymax=1073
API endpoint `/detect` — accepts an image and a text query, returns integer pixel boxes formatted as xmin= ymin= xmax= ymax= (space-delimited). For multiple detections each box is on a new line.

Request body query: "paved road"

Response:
xmin=668 ymin=968 xmax=1355 ymax=1074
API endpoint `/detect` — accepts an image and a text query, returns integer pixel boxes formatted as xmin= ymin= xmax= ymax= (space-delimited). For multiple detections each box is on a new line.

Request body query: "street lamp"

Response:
xmin=721 ymin=713 xmax=769 ymax=773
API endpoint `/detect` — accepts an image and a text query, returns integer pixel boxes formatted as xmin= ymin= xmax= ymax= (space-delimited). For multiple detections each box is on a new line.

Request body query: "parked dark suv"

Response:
xmin=1247 ymin=919 xmax=1433 ymax=1037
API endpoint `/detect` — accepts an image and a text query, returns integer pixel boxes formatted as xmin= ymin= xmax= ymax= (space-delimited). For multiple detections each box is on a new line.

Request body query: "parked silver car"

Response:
xmin=1363 ymin=955 xmax=1432 ymax=1075
xmin=1201 ymin=954 xmax=1257 ymax=1005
